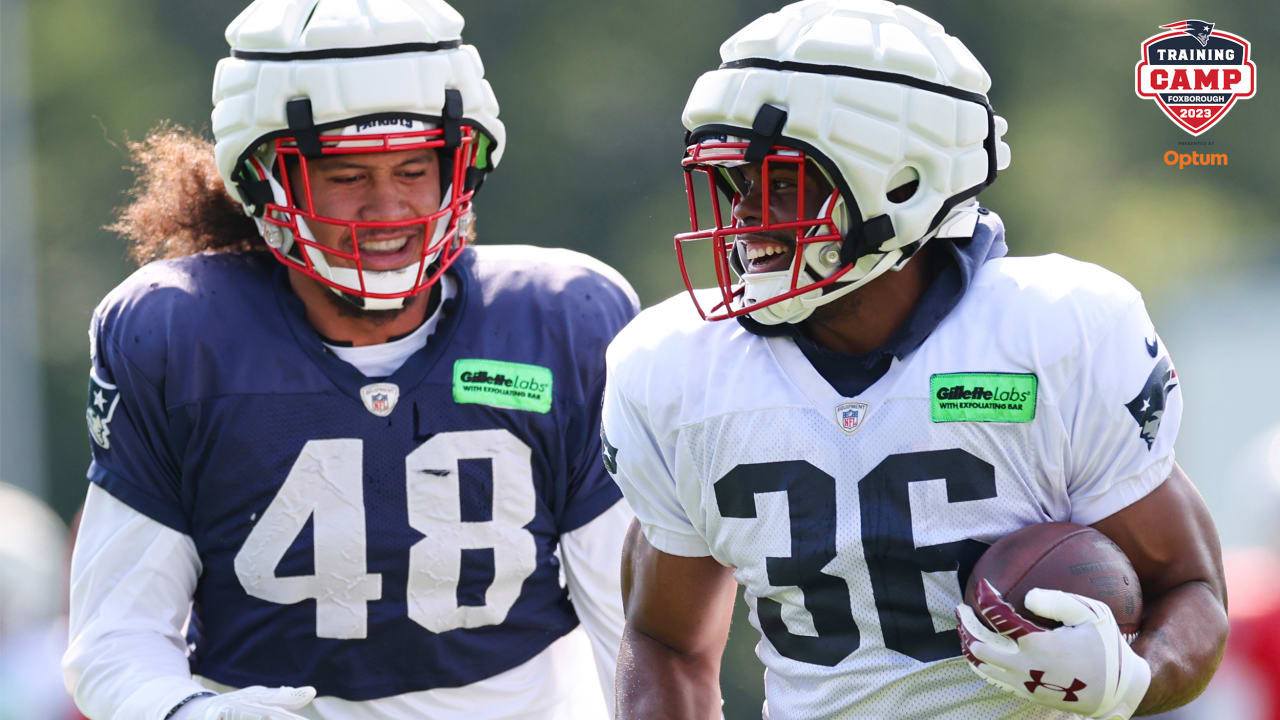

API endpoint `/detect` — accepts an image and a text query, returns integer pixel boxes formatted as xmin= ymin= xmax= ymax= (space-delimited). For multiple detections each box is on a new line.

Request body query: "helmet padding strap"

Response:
xmin=285 ymin=98 xmax=323 ymax=159
xmin=442 ymin=89 xmax=463 ymax=149
xmin=745 ymin=104 xmax=788 ymax=163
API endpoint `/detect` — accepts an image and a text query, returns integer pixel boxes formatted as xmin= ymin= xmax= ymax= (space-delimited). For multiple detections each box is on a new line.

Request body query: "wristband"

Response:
xmin=163 ymin=691 xmax=216 ymax=720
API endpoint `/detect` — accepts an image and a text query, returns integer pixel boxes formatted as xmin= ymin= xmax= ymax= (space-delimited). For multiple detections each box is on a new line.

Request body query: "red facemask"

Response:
xmin=249 ymin=123 xmax=484 ymax=303
xmin=676 ymin=138 xmax=846 ymax=321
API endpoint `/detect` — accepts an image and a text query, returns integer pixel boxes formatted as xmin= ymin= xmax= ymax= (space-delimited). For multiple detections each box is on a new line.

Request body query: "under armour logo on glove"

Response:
xmin=955 ymin=580 xmax=1151 ymax=720
xmin=1024 ymin=669 xmax=1088 ymax=702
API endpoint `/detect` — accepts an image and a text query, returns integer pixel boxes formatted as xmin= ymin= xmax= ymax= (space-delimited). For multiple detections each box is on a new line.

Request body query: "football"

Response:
xmin=963 ymin=522 xmax=1143 ymax=639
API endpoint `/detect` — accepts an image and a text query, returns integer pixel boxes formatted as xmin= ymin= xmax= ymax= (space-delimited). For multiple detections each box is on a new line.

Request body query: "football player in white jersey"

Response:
xmin=602 ymin=1 xmax=1227 ymax=718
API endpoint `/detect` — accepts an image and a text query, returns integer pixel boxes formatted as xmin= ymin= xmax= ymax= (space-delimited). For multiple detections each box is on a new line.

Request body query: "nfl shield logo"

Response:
xmin=834 ymin=400 xmax=869 ymax=435
xmin=360 ymin=382 xmax=400 ymax=417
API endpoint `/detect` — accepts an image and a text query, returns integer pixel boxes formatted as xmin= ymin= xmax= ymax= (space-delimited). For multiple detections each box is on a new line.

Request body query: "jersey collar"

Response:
xmin=272 ymin=251 xmax=473 ymax=401
xmin=778 ymin=209 xmax=1007 ymax=398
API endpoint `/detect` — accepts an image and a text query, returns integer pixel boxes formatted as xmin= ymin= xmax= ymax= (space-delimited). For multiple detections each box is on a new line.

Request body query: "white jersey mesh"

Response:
xmin=603 ymin=253 xmax=1180 ymax=719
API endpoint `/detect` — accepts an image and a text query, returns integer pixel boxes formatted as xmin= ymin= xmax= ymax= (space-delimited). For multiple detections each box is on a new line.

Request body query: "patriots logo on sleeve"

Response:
xmin=86 ymin=370 xmax=122 ymax=449
xmin=600 ymin=425 xmax=619 ymax=475
xmin=1124 ymin=356 xmax=1177 ymax=450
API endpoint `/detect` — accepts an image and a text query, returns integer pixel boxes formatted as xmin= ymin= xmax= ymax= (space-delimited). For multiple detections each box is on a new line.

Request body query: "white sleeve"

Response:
xmin=64 ymin=483 xmax=209 ymax=720
xmin=1061 ymin=291 xmax=1182 ymax=525
xmin=558 ymin=498 xmax=632 ymax=719
xmin=600 ymin=360 xmax=710 ymax=558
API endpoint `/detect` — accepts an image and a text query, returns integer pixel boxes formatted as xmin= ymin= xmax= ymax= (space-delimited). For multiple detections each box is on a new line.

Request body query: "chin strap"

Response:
xmin=839 ymin=213 xmax=895 ymax=265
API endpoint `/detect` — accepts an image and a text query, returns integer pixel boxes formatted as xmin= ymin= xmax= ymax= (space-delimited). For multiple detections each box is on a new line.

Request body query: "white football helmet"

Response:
xmin=212 ymin=0 xmax=505 ymax=310
xmin=676 ymin=0 xmax=1011 ymax=324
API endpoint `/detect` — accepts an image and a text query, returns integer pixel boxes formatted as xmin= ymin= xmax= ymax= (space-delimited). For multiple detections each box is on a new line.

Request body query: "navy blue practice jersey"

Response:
xmin=84 ymin=246 xmax=638 ymax=700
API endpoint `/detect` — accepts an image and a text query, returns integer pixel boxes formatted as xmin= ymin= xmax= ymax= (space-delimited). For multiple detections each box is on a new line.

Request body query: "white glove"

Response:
xmin=955 ymin=579 xmax=1150 ymax=720
xmin=170 ymin=685 xmax=317 ymax=720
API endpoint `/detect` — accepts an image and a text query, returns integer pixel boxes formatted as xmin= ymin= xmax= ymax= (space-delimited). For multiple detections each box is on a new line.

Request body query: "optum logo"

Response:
xmin=1162 ymin=150 xmax=1229 ymax=169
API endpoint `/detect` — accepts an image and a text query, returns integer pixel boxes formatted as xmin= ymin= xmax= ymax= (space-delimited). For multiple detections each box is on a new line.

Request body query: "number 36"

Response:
xmin=715 ymin=448 xmax=994 ymax=666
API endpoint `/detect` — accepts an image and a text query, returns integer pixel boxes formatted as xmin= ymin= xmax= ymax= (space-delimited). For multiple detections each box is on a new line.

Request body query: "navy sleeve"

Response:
xmin=556 ymin=266 xmax=640 ymax=533
xmin=85 ymin=296 xmax=189 ymax=534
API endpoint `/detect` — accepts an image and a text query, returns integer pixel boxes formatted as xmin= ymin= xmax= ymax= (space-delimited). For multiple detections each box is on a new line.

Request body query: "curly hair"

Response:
xmin=107 ymin=124 xmax=261 ymax=265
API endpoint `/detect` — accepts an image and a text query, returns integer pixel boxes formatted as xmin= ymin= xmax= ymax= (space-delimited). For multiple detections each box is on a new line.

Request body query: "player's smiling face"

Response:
xmin=288 ymin=148 xmax=442 ymax=272
xmin=729 ymin=160 xmax=833 ymax=275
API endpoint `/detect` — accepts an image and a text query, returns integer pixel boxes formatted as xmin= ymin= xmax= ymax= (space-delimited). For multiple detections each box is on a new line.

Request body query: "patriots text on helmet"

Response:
xmin=354 ymin=119 xmax=418 ymax=133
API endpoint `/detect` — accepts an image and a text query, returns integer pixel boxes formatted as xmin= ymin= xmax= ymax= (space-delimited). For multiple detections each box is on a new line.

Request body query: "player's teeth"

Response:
xmin=362 ymin=237 xmax=408 ymax=252
xmin=747 ymin=245 xmax=787 ymax=260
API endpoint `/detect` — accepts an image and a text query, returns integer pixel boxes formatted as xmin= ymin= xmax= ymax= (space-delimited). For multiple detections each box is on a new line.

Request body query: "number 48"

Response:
xmin=233 ymin=430 xmax=538 ymax=639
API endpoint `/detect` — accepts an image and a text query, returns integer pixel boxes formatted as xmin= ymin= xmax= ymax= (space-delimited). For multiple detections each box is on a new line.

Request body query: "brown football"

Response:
xmin=963 ymin=522 xmax=1143 ymax=639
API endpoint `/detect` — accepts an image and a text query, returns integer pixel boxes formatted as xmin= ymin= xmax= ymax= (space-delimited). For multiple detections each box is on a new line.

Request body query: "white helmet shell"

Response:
xmin=681 ymin=0 xmax=1011 ymax=324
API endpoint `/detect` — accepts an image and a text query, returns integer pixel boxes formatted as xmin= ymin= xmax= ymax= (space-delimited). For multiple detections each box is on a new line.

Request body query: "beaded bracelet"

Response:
xmin=163 ymin=691 xmax=217 ymax=720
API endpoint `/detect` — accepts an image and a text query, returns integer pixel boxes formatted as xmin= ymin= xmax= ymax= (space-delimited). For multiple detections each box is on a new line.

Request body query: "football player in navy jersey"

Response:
xmin=62 ymin=1 xmax=637 ymax=719
xmin=603 ymin=1 xmax=1227 ymax=719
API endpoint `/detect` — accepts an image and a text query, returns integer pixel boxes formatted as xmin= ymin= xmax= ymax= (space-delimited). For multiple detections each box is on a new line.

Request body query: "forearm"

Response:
xmin=1132 ymin=580 xmax=1228 ymax=715
xmin=616 ymin=625 xmax=722 ymax=720
xmin=561 ymin=500 xmax=632 ymax=716
xmin=66 ymin=632 xmax=210 ymax=720
xmin=65 ymin=485 xmax=205 ymax=720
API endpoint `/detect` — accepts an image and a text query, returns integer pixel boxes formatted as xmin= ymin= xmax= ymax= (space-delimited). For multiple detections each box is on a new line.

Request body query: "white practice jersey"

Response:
xmin=602 ymin=253 xmax=1182 ymax=720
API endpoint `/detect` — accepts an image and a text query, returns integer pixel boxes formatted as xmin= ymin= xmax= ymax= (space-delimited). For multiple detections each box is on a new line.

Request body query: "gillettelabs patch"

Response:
xmin=452 ymin=359 xmax=553 ymax=413
xmin=930 ymin=372 xmax=1037 ymax=423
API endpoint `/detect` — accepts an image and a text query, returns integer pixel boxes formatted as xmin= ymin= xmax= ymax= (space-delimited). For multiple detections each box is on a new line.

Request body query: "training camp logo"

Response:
xmin=1135 ymin=20 xmax=1256 ymax=136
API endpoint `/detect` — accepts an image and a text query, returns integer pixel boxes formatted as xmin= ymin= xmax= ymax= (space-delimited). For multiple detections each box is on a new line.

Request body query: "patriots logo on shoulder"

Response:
xmin=600 ymin=425 xmax=619 ymax=475
xmin=86 ymin=369 xmax=121 ymax=449
xmin=1125 ymin=356 xmax=1178 ymax=450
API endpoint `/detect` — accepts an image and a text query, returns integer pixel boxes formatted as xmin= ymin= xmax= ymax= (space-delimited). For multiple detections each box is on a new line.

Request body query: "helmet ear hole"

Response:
xmin=886 ymin=166 xmax=919 ymax=204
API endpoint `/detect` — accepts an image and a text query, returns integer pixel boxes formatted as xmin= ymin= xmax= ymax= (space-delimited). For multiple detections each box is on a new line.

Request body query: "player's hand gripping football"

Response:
xmin=171 ymin=685 xmax=317 ymax=720
xmin=955 ymin=579 xmax=1150 ymax=720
